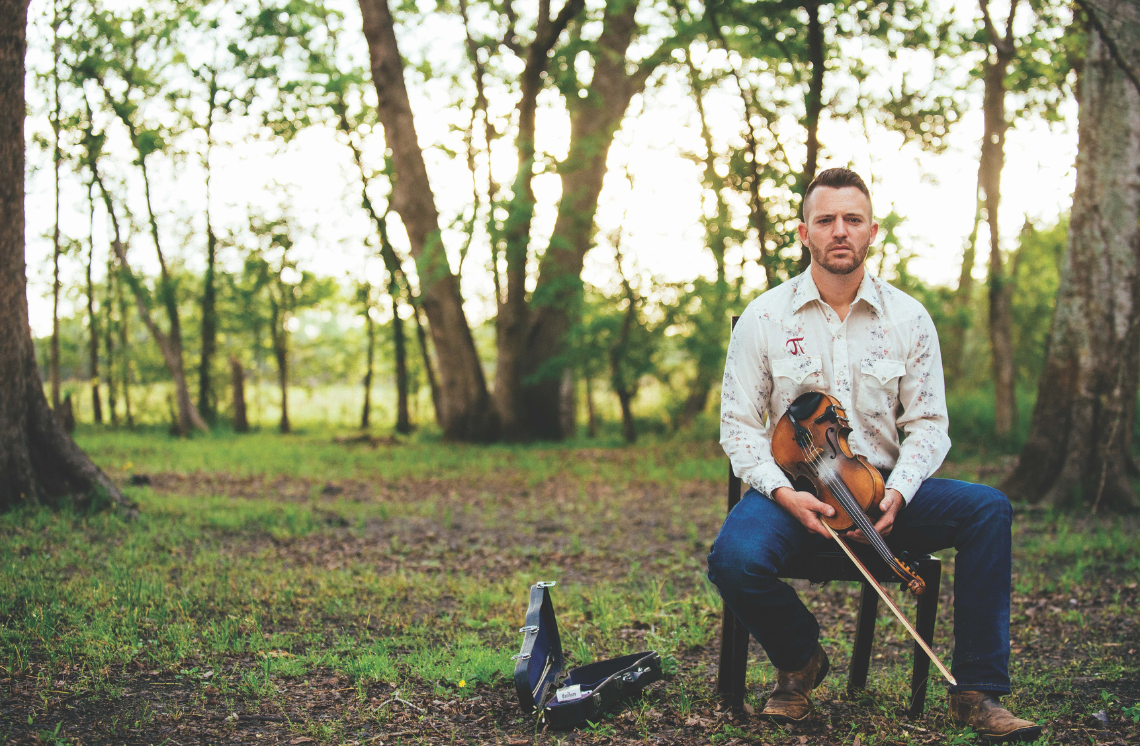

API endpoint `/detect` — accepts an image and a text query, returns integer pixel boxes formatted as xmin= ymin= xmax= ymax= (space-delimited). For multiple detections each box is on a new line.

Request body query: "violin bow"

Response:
xmin=822 ymin=523 xmax=957 ymax=686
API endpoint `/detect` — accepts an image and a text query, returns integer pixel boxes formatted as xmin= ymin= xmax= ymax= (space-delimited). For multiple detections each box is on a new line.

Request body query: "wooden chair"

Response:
xmin=716 ymin=316 xmax=943 ymax=718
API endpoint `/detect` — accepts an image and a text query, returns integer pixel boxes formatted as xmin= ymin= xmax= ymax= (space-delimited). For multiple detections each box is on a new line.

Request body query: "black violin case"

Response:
xmin=512 ymin=581 xmax=662 ymax=729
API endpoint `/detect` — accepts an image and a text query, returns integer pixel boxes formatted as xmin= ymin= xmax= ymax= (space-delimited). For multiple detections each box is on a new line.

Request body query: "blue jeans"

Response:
xmin=707 ymin=478 xmax=1012 ymax=694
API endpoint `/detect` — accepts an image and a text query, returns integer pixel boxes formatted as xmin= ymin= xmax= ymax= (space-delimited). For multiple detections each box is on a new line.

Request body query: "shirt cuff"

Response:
xmin=885 ymin=467 xmax=923 ymax=505
xmin=753 ymin=464 xmax=794 ymax=500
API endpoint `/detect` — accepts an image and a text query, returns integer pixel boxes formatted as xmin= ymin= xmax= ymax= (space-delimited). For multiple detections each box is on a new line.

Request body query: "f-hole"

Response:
xmin=825 ymin=426 xmax=841 ymax=459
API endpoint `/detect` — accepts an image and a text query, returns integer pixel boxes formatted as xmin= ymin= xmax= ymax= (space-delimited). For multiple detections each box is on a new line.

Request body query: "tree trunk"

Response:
xmin=86 ymin=188 xmax=102 ymax=424
xmin=675 ymin=41 xmax=730 ymax=430
xmin=0 ymin=0 xmax=131 ymax=513
xmin=558 ymin=367 xmax=575 ymax=438
xmin=798 ymin=0 xmax=825 ymax=271
xmin=1002 ymin=0 xmax=1140 ymax=511
xmin=492 ymin=0 xmax=587 ymax=439
xmin=118 ymin=280 xmax=132 ymax=429
xmin=104 ymin=255 xmax=117 ymax=427
xmin=89 ymin=151 xmax=206 ymax=436
xmin=392 ymin=286 xmax=412 ymax=434
xmin=617 ymin=390 xmax=636 ymax=444
xmin=979 ymin=0 xmax=1019 ymax=436
xmin=198 ymin=224 xmax=217 ymax=424
xmin=230 ymin=355 xmax=249 ymax=433
xmin=357 ymin=0 xmax=496 ymax=441
xmin=584 ymin=371 xmax=597 ymax=438
xmin=513 ymin=0 xmax=648 ymax=440
xmin=198 ymin=72 xmax=220 ymax=425
xmin=362 ymin=301 xmax=374 ymax=430
xmin=946 ymin=185 xmax=983 ymax=385
xmin=269 ymin=295 xmax=290 ymax=435
xmin=49 ymin=0 xmax=61 ymax=413
xmin=412 ymin=302 xmax=441 ymax=426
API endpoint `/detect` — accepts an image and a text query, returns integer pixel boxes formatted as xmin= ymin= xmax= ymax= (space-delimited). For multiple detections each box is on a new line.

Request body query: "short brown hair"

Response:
xmin=802 ymin=168 xmax=872 ymax=221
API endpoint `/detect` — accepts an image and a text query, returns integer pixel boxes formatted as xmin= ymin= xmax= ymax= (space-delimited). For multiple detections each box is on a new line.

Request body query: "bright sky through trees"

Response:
xmin=21 ymin=0 xmax=1077 ymax=337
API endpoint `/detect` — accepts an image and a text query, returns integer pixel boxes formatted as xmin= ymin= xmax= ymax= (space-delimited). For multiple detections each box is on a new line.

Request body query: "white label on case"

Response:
xmin=555 ymin=684 xmax=589 ymax=702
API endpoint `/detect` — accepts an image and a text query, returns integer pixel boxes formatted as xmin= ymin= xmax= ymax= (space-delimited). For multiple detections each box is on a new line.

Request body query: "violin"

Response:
xmin=771 ymin=391 xmax=926 ymax=596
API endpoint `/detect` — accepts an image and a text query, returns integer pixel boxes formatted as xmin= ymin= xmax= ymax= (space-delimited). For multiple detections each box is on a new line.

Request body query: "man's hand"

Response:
xmin=772 ymin=486 xmax=836 ymax=538
xmin=843 ymin=489 xmax=904 ymax=544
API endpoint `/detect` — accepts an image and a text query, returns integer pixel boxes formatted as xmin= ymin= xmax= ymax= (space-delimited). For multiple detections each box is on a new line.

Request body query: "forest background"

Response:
xmin=27 ymin=0 xmax=1084 ymax=461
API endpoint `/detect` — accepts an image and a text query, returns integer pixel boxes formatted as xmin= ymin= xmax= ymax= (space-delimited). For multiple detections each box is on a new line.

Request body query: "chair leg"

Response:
xmin=848 ymin=581 xmax=878 ymax=694
xmin=909 ymin=560 xmax=942 ymax=718
xmin=730 ymin=611 xmax=750 ymax=712
xmin=717 ymin=600 xmax=735 ymax=695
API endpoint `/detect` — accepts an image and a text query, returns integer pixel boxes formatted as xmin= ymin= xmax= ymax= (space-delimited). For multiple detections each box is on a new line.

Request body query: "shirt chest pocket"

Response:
xmin=856 ymin=359 xmax=906 ymax=417
xmin=771 ymin=356 xmax=824 ymax=404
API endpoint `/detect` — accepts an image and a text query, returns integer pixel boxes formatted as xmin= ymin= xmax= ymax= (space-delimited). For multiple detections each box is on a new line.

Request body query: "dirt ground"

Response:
xmin=3 ymin=468 xmax=1138 ymax=745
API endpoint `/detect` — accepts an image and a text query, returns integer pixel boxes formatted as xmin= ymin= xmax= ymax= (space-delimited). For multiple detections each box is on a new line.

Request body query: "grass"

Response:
xmin=1 ymin=429 xmax=1138 ymax=744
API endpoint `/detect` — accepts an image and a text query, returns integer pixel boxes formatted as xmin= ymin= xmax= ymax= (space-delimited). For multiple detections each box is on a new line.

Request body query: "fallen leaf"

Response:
xmin=289 ymin=738 xmax=314 ymax=745
xmin=853 ymin=738 xmax=862 ymax=746
xmin=506 ymin=739 xmax=529 ymax=746
xmin=742 ymin=703 xmax=754 ymax=715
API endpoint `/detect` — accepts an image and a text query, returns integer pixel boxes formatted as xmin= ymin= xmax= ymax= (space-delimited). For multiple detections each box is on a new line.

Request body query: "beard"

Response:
xmin=806 ymin=237 xmax=869 ymax=275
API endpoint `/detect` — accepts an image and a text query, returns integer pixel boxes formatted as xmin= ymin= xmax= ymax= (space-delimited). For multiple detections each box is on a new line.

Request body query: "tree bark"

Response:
xmin=1002 ymin=0 xmax=1140 ymax=512
xmin=268 ymin=291 xmax=290 ymax=435
xmin=49 ymin=0 xmax=61 ymax=413
xmin=230 ymin=355 xmax=249 ymax=433
xmin=362 ymin=297 xmax=374 ymax=430
xmin=118 ymin=276 xmax=132 ymax=428
xmin=0 ymin=0 xmax=132 ymax=513
xmin=88 ymin=141 xmax=206 ymax=436
xmin=676 ymin=41 xmax=730 ymax=430
xmin=86 ymin=186 xmax=102 ymax=424
xmin=584 ymin=371 xmax=597 ymax=438
xmin=492 ymin=0 xmax=586 ymax=439
xmin=198 ymin=72 xmax=220 ymax=425
xmin=798 ymin=0 xmax=825 ymax=271
xmin=104 ymin=253 xmax=117 ymax=426
xmin=330 ymin=102 xmax=421 ymax=434
xmin=357 ymin=0 xmax=496 ymax=441
xmin=979 ymin=0 xmax=1019 ymax=436
xmin=512 ymin=0 xmax=654 ymax=440
xmin=391 ymin=286 xmax=412 ymax=434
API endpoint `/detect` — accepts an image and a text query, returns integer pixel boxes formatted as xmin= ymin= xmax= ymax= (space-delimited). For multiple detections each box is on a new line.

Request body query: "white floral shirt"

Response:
xmin=720 ymin=269 xmax=950 ymax=504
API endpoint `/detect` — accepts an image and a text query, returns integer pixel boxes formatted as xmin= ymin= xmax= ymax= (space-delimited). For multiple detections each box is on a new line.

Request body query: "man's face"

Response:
xmin=797 ymin=186 xmax=878 ymax=276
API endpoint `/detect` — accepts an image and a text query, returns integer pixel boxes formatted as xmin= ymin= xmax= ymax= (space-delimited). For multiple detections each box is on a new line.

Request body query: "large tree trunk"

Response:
xmin=0 ymin=0 xmax=131 ymax=513
xmin=979 ymin=0 xmax=1019 ymax=436
xmin=1002 ymin=0 xmax=1140 ymax=512
xmin=512 ymin=0 xmax=647 ymax=440
xmin=357 ymin=0 xmax=496 ymax=441
xmin=492 ymin=0 xmax=586 ymax=439
xmin=798 ymin=0 xmax=825 ymax=271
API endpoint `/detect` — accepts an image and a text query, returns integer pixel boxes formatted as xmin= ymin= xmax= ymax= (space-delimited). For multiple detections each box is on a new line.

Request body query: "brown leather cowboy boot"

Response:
xmin=949 ymin=691 xmax=1043 ymax=743
xmin=759 ymin=643 xmax=830 ymax=723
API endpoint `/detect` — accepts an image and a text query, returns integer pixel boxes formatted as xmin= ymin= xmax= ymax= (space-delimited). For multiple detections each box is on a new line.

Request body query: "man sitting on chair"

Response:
xmin=708 ymin=168 xmax=1042 ymax=742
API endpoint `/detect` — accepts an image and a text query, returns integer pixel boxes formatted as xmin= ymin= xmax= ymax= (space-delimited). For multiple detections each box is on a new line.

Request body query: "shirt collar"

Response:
xmin=792 ymin=268 xmax=884 ymax=317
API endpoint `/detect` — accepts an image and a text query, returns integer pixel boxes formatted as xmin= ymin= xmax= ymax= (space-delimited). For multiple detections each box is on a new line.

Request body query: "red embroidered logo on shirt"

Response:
xmin=786 ymin=337 xmax=805 ymax=355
